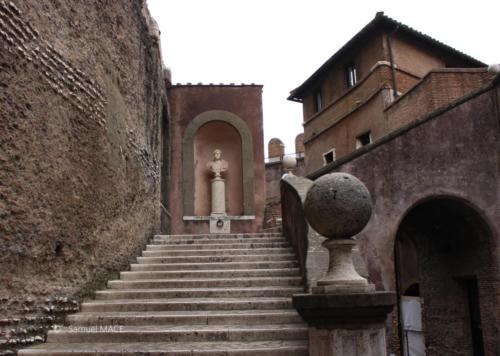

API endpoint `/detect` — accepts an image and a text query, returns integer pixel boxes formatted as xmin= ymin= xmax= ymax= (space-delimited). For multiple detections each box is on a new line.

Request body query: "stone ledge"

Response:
xmin=183 ymin=216 xmax=255 ymax=221
xmin=292 ymin=291 xmax=396 ymax=328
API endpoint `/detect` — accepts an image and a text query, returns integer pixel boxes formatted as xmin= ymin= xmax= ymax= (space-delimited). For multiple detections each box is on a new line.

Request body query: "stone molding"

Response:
xmin=182 ymin=110 xmax=255 ymax=216
xmin=292 ymin=291 xmax=396 ymax=327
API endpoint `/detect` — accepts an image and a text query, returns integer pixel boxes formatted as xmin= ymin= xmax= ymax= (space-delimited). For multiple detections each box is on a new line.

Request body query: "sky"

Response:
xmin=147 ymin=0 xmax=499 ymax=157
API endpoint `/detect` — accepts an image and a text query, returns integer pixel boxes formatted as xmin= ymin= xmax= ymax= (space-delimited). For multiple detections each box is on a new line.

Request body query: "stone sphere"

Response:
xmin=282 ymin=155 xmax=297 ymax=171
xmin=304 ymin=173 xmax=372 ymax=238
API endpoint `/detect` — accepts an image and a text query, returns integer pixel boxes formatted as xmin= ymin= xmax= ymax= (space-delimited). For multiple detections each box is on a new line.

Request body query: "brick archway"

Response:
xmin=394 ymin=196 xmax=495 ymax=356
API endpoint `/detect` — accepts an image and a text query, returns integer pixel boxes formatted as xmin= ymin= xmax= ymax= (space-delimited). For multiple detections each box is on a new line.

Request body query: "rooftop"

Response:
xmin=288 ymin=12 xmax=486 ymax=101
xmin=170 ymin=83 xmax=263 ymax=88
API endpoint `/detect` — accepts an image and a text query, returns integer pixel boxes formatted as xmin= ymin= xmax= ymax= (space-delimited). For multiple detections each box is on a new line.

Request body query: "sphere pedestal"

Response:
xmin=312 ymin=238 xmax=375 ymax=294
xmin=293 ymin=172 xmax=395 ymax=356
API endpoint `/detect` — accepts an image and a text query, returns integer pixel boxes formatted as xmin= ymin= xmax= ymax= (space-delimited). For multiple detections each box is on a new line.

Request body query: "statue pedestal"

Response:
xmin=312 ymin=239 xmax=375 ymax=294
xmin=210 ymin=214 xmax=230 ymax=234
xmin=211 ymin=177 xmax=226 ymax=214
xmin=210 ymin=177 xmax=230 ymax=233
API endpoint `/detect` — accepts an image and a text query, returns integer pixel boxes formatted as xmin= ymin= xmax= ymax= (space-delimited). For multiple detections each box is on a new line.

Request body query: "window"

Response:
xmin=323 ymin=148 xmax=336 ymax=165
xmin=356 ymin=131 xmax=371 ymax=148
xmin=313 ymin=89 xmax=323 ymax=113
xmin=346 ymin=64 xmax=357 ymax=88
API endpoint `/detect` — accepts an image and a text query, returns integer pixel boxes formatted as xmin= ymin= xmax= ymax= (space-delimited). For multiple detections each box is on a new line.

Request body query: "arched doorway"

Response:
xmin=395 ymin=197 xmax=494 ymax=356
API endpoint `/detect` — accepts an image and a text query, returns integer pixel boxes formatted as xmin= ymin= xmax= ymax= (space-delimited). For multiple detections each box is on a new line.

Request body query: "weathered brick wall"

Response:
xmin=386 ymin=69 xmax=494 ymax=130
xmin=0 ymin=0 xmax=168 ymax=353
xmin=304 ymin=92 xmax=389 ymax=173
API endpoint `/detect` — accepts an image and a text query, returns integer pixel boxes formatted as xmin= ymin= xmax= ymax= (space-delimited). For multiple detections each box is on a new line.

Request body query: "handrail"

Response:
xmin=280 ymin=174 xmax=328 ymax=292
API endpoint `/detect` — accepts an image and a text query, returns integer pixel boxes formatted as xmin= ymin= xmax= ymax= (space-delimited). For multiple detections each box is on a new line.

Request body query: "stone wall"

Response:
xmin=0 ymin=0 xmax=168 ymax=353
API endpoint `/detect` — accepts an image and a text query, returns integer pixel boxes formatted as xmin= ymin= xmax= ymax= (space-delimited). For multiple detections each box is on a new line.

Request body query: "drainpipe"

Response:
xmin=387 ymin=25 xmax=400 ymax=98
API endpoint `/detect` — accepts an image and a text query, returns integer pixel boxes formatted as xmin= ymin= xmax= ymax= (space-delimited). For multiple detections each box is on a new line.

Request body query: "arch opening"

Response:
xmin=395 ymin=197 xmax=493 ymax=356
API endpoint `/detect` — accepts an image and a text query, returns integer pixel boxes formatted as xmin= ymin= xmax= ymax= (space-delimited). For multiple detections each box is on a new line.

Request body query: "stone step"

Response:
xmin=80 ymin=297 xmax=293 ymax=312
xmin=47 ymin=324 xmax=308 ymax=343
xmin=142 ymin=247 xmax=293 ymax=257
xmin=136 ymin=253 xmax=296 ymax=264
xmin=67 ymin=309 xmax=303 ymax=326
xmin=108 ymin=276 xmax=302 ymax=289
xmin=152 ymin=237 xmax=287 ymax=245
xmin=18 ymin=340 xmax=308 ymax=355
xmin=130 ymin=260 xmax=299 ymax=271
xmin=18 ymin=228 xmax=307 ymax=355
xmin=146 ymin=242 xmax=290 ymax=250
xmin=120 ymin=268 xmax=300 ymax=280
xmin=154 ymin=232 xmax=283 ymax=241
xmin=95 ymin=286 xmax=303 ymax=300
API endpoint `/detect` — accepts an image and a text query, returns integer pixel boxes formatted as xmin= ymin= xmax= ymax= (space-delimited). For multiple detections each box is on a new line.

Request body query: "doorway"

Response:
xmin=394 ymin=197 xmax=492 ymax=356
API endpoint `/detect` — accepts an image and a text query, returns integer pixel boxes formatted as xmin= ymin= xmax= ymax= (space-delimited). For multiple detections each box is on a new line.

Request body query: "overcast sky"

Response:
xmin=147 ymin=0 xmax=499 ymax=157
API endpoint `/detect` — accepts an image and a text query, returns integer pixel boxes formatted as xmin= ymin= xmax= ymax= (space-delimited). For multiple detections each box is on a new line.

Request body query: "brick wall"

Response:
xmin=386 ymin=69 xmax=494 ymax=131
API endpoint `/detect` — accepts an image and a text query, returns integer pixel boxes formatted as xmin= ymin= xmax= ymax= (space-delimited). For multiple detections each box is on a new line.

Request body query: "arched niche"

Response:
xmin=182 ymin=110 xmax=255 ymax=216
xmin=268 ymin=137 xmax=284 ymax=158
xmin=193 ymin=121 xmax=243 ymax=216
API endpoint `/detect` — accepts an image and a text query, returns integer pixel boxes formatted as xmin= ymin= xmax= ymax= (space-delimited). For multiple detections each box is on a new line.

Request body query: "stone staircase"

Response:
xmin=20 ymin=232 xmax=308 ymax=355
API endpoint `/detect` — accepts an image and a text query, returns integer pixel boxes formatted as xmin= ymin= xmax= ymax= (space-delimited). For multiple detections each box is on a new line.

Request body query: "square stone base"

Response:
xmin=210 ymin=215 xmax=231 ymax=233
xmin=312 ymin=282 xmax=375 ymax=294
xmin=309 ymin=325 xmax=386 ymax=356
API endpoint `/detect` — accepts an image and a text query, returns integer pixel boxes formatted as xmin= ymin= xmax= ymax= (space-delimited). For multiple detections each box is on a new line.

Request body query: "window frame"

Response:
xmin=313 ymin=88 xmax=323 ymax=113
xmin=346 ymin=63 xmax=358 ymax=88
xmin=355 ymin=131 xmax=372 ymax=148
xmin=322 ymin=148 xmax=336 ymax=165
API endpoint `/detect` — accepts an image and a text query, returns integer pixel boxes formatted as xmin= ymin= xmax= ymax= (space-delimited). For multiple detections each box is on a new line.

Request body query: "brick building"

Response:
xmin=288 ymin=12 xmax=499 ymax=356
xmin=288 ymin=12 xmax=492 ymax=174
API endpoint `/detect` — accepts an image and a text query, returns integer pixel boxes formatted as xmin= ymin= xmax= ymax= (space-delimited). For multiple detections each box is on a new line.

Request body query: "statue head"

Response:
xmin=213 ymin=149 xmax=222 ymax=160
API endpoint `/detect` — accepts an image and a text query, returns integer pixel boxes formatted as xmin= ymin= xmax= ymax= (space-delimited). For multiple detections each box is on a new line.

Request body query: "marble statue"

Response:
xmin=206 ymin=149 xmax=229 ymax=232
xmin=206 ymin=149 xmax=228 ymax=178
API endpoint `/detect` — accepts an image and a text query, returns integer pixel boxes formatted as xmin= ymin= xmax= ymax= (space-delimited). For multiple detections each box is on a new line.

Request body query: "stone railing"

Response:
xmin=280 ymin=174 xmax=328 ymax=292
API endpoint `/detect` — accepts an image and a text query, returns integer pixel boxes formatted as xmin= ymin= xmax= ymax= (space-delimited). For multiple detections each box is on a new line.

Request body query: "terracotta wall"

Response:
xmin=302 ymin=33 xmax=385 ymax=120
xmin=303 ymin=64 xmax=392 ymax=139
xmin=389 ymin=32 xmax=482 ymax=76
xmin=168 ymin=85 xmax=265 ymax=234
xmin=299 ymin=27 xmax=487 ymax=175
xmin=386 ymin=69 xmax=494 ymax=131
xmin=304 ymin=90 xmax=390 ymax=173
xmin=303 ymin=69 xmax=492 ymax=175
